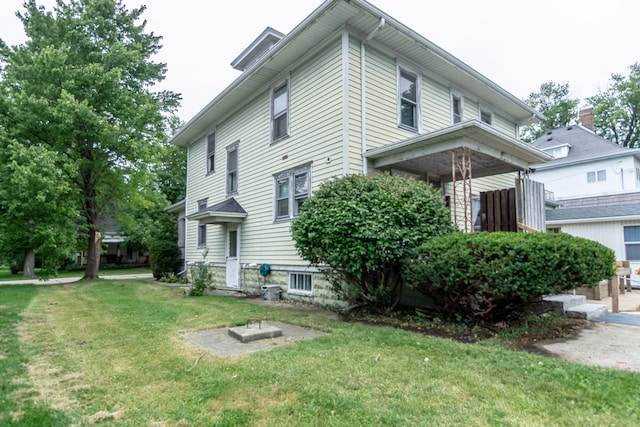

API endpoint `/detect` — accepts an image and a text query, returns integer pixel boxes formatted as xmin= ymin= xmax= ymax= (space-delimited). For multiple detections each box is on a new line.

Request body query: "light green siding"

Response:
xmin=423 ymin=76 xmax=450 ymax=132
xmin=494 ymin=113 xmax=518 ymax=138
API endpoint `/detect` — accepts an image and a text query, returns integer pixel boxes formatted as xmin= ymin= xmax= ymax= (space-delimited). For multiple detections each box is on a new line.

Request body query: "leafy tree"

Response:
xmin=0 ymin=139 xmax=79 ymax=278
xmin=0 ymin=0 xmax=180 ymax=278
xmin=588 ymin=63 xmax=640 ymax=148
xmin=520 ymin=81 xmax=579 ymax=142
xmin=291 ymin=173 xmax=456 ymax=313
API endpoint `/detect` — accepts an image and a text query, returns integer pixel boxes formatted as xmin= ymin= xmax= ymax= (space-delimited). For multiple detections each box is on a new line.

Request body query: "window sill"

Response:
xmin=273 ymin=217 xmax=292 ymax=224
xmin=288 ymin=289 xmax=313 ymax=297
xmin=270 ymin=134 xmax=290 ymax=145
xmin=398 ymin=124 xmax=419 ymax=133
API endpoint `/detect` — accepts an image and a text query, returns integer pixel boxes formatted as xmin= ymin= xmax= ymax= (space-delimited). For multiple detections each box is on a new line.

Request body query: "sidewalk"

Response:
xmin=0 ymin=273 xmax=154 ymax=286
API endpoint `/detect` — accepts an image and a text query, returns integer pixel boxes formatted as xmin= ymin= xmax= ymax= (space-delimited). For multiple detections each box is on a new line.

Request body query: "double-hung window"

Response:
xmin=452 ymin=94 xmax=463 ymax=123
xmin=272 ymin=81 xmax=289 ymax=142
xmin=207 ymin=133 xmax=215 ymax=174
xmin=398 ymin=67 xmax=419 ymax=130
xmin=587 ymin=169 xmax=606 ymax=183
xmin=480 ymin=107 xmax=493 ymax=125
xmin=624 ymin=226 xmax=640 ymax=261
xmin=226 ymin=142 xmax=239 ymax=195
xmin=274 ymin=163 xmax=311 ymax=221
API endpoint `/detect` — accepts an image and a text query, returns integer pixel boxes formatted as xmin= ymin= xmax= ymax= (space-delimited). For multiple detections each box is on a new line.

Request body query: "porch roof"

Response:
xmin=186 ymin=197 xmax=248 ymax=224
xmin=364 ymin=120 xmax=552 ymax=182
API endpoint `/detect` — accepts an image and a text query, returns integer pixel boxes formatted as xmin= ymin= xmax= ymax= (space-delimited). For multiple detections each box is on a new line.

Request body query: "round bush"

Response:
xmin=402 ymin=232 xmax=615 ymax=323
xmin=291 ymin=173 xmax=455 ymax=312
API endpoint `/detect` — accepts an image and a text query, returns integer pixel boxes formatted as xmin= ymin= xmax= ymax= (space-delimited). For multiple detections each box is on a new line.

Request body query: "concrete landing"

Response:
xmin=228 ymin=322 xmax=283 ymax=343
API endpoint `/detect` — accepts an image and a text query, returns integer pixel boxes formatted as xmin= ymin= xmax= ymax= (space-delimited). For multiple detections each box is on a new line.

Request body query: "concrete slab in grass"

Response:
xmin=182 ymin=321 xmax=325 ymax=358
xmin=228 ymin=322 xmax=282 ymax=343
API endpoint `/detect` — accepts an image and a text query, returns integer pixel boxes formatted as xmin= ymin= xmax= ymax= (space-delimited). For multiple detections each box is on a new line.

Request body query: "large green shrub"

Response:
xmin=402 ymin=232 xmax=615 ymax=323
xmin=291 ymin=173 xmax=455 ymax=313
xmin=148 ymin=240 xmax=181 ymax=279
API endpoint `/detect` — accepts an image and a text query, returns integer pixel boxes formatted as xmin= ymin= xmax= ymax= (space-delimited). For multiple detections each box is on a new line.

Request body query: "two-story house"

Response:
xmin=169 ymin=0 xmax=551 ymax=306
xmin=530 ymin=107 xmax=640 ymax=284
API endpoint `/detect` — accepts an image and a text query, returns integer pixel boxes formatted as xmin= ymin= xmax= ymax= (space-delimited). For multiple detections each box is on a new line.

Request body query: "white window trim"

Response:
xmin=271 ymin=79 xmax=290 ymax=144
xmin=451 ymin=91 xmax=464 ymax=124
xmin=587 ymin=169 xmax=606 ymax=183
xmin=206 ymin=132 xmax=216 ymax=174
xmin=624 ymin=225 xmax=640 ymax=261
xmin=288 ymin=272 xmax=313 ymax=296
xmin=397 ymin=63 xmax=421 ymax=132
xmin=479 ymin=106 xmax=494 ymax=125
xmin=273 ymin=162 xmax=312 ymax=222
xmin=197 ymin=222 xmax=207 ymax=248
xmin=226 ymin=141 xmax=239 ymax=195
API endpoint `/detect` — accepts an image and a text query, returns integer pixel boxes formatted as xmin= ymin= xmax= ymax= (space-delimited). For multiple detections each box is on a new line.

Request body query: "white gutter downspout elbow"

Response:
xmin=361 ymin=18 xmax=385 ymax=175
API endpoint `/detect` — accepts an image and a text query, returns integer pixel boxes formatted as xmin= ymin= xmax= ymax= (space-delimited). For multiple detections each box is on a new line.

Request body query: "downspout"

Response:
xmin=361 ymin=17 xmax=385 ymax=175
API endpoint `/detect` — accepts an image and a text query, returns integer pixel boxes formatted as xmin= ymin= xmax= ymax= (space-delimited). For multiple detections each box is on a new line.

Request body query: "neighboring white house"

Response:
xmin=530 ymin=111 xmax=640 ymax=282
xmin=169 ymin=0 xmax=550 ymax=306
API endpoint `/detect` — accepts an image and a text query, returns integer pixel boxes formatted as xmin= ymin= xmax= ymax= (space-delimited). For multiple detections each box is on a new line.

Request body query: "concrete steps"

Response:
xmin=543 ymin=294 xmax=608 ymax=320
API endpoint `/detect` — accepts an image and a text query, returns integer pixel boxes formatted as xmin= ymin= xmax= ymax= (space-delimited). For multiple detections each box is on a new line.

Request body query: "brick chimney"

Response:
xmin=579 ymin=106 xmax=594 ymax=131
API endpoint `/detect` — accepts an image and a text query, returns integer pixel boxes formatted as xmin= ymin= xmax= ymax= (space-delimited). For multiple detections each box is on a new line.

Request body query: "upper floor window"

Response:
xmin=226 ymin=142 xmax=239 ymax=195
xmin=272 ymin=81 xmax=289 ymax=142
xmin=398 ymin=67 xmax=419 ymax=130
xmin=636 ymin=167 xmax=640 ymax=182
xmin=452 ymin=94 xmax=463 ymax=124
xmin=274 ymin=163 xmax=311 ymax=221
xmin=480 ymin=107 xmax=493 ymax=125
xmin=207 ymin=133 xmax=216 ymax=174
xmin=587 ymin=169 xmax=606 ymax=183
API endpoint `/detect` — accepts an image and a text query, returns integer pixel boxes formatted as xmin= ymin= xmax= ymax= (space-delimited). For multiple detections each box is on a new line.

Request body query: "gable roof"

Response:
xmin=169 ymin=0 xmax=543 ymax=147
xmin=186 ymin=197 xmax=248 ymax=224
xmin=531 ymin=125 xmax=640 ymax=170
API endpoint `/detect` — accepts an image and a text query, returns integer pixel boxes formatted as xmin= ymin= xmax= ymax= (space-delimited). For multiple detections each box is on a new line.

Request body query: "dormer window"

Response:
xmin=542 ymin=143 xmax=571 ymax=159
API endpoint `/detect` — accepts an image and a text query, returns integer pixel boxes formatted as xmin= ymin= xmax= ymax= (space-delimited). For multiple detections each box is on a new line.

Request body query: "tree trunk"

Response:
xmin=83 ymin=198 xmax=101 ymax=279
xmin=23 ymin=249 xmax=36 ymax=279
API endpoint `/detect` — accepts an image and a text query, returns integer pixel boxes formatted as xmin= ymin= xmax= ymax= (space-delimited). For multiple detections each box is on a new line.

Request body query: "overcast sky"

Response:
xmin=1 ymin=0 xmax=639 ymax=122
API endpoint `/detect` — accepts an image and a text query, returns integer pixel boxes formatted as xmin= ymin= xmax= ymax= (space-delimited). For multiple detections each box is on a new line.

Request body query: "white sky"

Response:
xmin=1 ymin=0 xmax=639 ymax=122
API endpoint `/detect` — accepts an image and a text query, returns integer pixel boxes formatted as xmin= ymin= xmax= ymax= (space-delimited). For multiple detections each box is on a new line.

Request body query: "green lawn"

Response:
xmin=1 ymin=280 xmax=639 ymax=426
xmin=0 ymin=267 xmax=151 ymax=282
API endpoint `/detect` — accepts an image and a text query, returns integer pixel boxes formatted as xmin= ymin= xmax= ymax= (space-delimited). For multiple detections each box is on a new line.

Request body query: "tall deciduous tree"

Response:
xmin=0 ymin=0 xmax=180 ymax=278
xmin=588 ymin=63 xmax=640 ymax=148
xmin=0 ymin=139 xmax=79 ymax=278
xmin=520 ymin=81 xmax=579 ymax=142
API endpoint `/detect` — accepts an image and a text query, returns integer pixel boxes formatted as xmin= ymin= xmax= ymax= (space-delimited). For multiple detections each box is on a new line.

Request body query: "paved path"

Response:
xmin=0 ymin=273 xmax=153 ymax=286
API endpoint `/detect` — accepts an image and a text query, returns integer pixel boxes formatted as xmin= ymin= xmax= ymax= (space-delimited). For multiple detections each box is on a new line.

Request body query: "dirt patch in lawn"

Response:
xmin=182 ymin=321 xmax=325 ymax=358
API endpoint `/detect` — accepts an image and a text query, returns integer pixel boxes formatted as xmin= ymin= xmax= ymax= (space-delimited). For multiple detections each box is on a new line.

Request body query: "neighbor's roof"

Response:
xmin=546 ymin=203 xmax=640 ymax=224
xmin=169 ymin=0 xmax=543 ymax=147
xmin=531 ymin=125 xmax=640 ymax=170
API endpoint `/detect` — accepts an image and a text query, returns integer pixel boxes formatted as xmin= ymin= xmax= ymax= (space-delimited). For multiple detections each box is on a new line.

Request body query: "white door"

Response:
xmin=226 ymin=226 xmax=240 ymax=288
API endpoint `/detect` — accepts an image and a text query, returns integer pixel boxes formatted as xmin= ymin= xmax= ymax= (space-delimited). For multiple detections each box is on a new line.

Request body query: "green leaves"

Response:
xmin=520 ymin=81 xmax=578 ymax=142
xmin=403 ymin=232 xmax=616 ymax=323
xmin=291 ymin=173 xmax=455 ymax=312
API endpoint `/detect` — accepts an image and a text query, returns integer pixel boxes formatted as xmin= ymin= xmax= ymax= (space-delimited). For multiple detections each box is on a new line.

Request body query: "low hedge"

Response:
xmin=402 ymin=232 xmax=615 ymax=323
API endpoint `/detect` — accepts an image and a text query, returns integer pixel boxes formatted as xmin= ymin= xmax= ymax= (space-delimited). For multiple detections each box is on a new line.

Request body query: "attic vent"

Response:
xmin=546 ymin=130 xmax=552 ymax=135
xmin=547 ymin=137 xmax=553 ymax=141
xmin=567 ymin=125 xmax=573 ymax=130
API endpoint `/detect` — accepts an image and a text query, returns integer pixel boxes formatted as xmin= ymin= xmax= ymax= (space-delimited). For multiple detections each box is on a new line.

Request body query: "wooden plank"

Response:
xmin=508 ymin=187 xmax=517 ymax=232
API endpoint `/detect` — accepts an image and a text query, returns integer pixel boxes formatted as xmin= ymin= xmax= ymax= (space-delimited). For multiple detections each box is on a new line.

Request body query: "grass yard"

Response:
xmin=1 ymin=280 xmax=639 ymax=426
